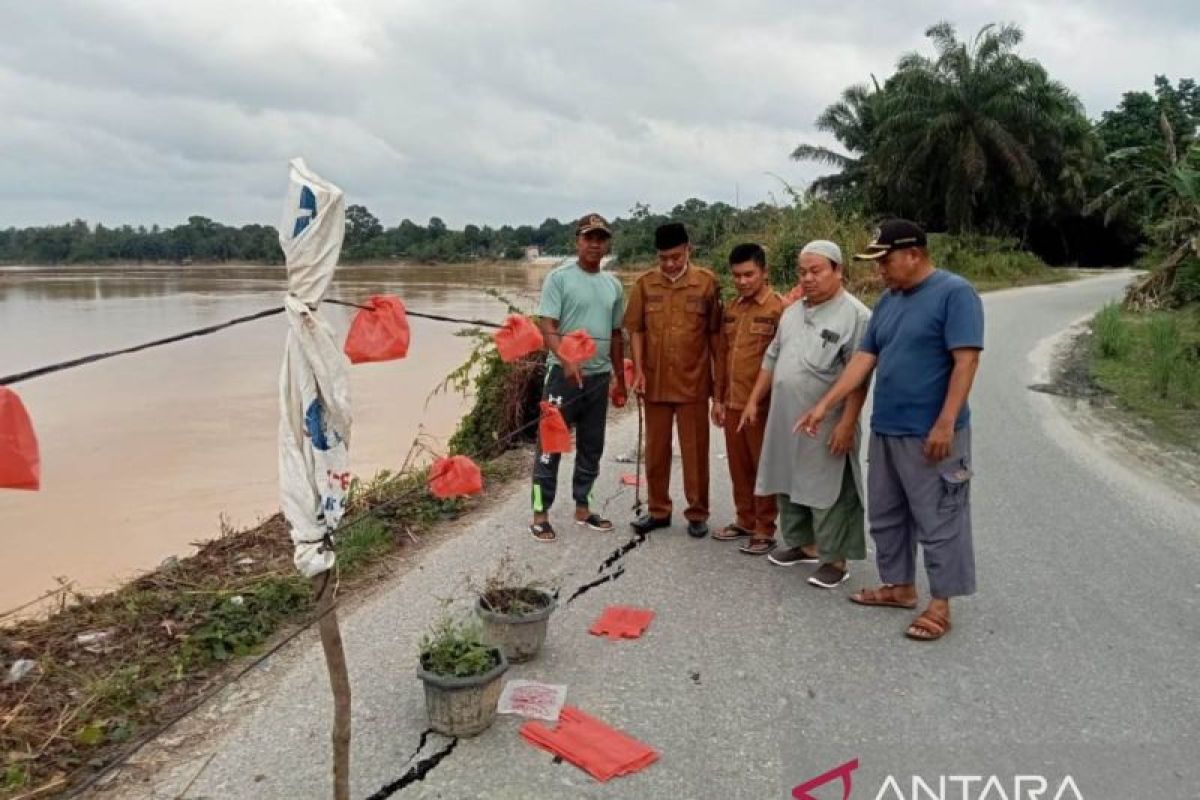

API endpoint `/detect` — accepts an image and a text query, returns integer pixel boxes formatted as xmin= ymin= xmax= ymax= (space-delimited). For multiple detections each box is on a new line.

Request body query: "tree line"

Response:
xmin=1 ymin=21 xmax=1195 ymax=272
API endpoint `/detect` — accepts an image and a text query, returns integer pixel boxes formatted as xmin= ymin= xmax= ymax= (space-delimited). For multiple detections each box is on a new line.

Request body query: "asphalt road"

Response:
xmin=138 ymin=272 xmax=1200 ymax=800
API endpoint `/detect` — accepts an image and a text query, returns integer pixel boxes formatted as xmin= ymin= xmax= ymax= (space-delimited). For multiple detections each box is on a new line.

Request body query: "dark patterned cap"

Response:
xmin=854 ymin=219 xmax=927 ymax=260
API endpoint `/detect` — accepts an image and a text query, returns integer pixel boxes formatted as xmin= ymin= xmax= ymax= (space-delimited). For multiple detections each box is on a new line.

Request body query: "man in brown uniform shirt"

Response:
xmin=711 ymin=243 xmax=784 ymax=555
xmin=625 ymin=222 xmax=722 ymax=538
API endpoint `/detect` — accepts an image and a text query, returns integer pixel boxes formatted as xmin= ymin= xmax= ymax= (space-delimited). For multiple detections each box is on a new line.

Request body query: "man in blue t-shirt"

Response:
xmin=797 ymin=219 xmax=983 ymax=642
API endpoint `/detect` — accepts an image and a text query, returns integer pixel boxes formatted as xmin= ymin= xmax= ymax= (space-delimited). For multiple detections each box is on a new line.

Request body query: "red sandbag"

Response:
xmin=344 ymin=295 xmax=410 ymax=364
xmin=539 ymin=402 xmax=571 ymax=454
xmin=494 ymin=314 xmax=544 ymax=362
xmin=589 ymin=606 xmax=655 ymax=640
xmin=558 ymin=330 xmax=596 ymax=365
xmin=520 ymin=706 xmax=659 ymax=782
xmin=428 ymin=455 xmax=483 ymax=498
xmin=0 ymin=387 xmax=40 ymax=491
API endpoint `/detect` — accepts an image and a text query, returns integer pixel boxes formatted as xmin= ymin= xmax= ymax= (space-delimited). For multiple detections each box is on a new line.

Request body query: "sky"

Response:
xmin=1 ymin=0 xmax=1197 ymax=230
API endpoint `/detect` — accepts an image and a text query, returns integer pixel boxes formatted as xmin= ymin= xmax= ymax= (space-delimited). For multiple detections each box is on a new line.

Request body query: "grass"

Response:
xmin=1090 ymin=304 xmax=1200 ymax=449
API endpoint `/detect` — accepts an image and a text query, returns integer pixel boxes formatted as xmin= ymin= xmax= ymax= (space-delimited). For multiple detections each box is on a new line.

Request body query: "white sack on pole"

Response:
xmin=278 ymin=158 xmax=351 ymax=578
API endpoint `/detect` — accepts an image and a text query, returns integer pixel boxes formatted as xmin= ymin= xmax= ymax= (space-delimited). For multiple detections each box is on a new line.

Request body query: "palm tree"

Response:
xmin=1088 ymin=114 xmax=1200 ymax=308
xmin=873 ymin=22 xmax=1086 ymax=233
xmin=791 ymin=79 xmax=882 ymax=202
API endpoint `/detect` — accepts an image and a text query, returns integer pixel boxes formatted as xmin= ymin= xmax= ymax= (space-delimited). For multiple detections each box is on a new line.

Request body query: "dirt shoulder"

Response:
xmin=1030 ymin=317 xmax=1200 ymax=499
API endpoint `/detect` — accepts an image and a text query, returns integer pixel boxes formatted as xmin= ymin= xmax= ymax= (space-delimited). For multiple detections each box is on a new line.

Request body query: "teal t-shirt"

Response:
xmin=537 ymin=260 xmax=625 ymax=375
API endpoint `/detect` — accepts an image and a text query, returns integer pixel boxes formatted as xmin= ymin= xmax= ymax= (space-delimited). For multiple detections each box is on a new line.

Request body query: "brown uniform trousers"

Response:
xmin=714 ymin=287 xmax=785 ymax=538
xmin=624 ymin=267 xmax=722 ymax=522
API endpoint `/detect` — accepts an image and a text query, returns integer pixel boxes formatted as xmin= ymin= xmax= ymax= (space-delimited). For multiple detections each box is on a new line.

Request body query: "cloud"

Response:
xmin=0 ymin=0 xmax=1196 ymax=229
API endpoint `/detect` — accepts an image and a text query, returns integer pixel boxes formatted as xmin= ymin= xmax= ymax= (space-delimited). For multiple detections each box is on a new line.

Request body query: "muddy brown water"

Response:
xmin=0 ymin=262 xmax=559 ymax=612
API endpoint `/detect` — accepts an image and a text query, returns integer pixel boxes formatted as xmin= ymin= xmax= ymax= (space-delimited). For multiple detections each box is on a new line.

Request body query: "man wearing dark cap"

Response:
xmin=529 ymin=213 xmax=627 ymax=543
xmin=797 ymin=219 xmax=983 ymax=641
xmin=624 ymin=221 xmax=722 ymax=537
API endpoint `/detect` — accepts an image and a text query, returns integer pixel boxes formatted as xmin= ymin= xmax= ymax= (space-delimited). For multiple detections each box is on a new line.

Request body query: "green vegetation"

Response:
xmin=1091 ymin=307 xmax=1200 ymax=448
xmin=418 ymin=612 xmax=499 ymax=678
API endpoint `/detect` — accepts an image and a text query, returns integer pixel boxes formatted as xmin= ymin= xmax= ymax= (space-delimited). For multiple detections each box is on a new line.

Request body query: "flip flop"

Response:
xmin=712 ymin=524 xmax=751 ymax=541
xmin=848 ymin=584 xmax=918 ymax=609
xmin=738 ymin=537 xmax=775 ymax=555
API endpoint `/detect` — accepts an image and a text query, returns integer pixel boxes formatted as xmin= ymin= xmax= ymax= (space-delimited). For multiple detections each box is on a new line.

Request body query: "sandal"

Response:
xmin=848 ymin=584 xmax=918 ymax=609
xmin=575 ymin=513 xmax=613 ymax=532
xmin=738 ymin=537 xmax=775 ymax=555
xmin=712 ymin=524 xmax=752 ymax=541
xmin=905 ymin=608 xmax=951 ymax=641
xmin=529 ymin=521 xmax=557 ymax=543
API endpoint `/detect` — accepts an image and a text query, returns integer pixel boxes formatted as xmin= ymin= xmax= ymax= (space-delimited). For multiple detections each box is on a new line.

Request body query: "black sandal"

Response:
xmin=575 ymin=513 xmax=614 ymax=532
xmin=530 ymin=521 xmax=557 ymax=542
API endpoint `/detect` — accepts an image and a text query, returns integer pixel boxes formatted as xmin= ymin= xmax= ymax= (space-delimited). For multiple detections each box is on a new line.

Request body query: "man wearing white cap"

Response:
xmin=740 ymin=240 xmax=871 ymax=588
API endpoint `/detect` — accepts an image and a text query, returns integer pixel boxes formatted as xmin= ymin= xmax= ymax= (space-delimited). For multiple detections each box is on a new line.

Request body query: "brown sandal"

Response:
xmin=906 ymin=608 xmax=951 ymax=641
xmin=739 ymin=537 xmax=775 ymax=555
xmin=849 ymin=584 xmax=918 ymax=609
xmin=712 ymin=524 xmax=752 ymax=541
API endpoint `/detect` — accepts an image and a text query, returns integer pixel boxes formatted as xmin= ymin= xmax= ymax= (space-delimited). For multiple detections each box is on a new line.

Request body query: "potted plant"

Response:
xmin=417 ymin=610 xmax=508 ymax=737
xmin=472 ymin=552 xmax=558 ymax=664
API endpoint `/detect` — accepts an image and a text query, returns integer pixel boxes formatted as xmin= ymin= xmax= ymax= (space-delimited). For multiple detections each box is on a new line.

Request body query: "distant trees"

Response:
xmin=788 ymin=21 xmax=1196 ymax=266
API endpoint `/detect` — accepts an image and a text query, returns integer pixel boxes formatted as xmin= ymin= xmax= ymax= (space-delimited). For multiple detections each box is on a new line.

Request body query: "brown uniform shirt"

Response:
xmin=714 ymin=286 xmax=784 ymax=411
xmin=623 ymin=266 xmax=722 ymax=404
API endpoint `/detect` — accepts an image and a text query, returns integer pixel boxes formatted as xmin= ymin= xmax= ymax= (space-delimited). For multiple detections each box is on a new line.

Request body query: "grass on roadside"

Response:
xmin=1090 ymin=304 xmax=1200 ymax=448
xmin=0 ymin=454 xmax=522 ymax=798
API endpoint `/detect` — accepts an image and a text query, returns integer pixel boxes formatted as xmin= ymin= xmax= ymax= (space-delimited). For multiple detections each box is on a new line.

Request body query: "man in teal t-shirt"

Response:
xmin=529 ymin=213 xmax=627 ymax=542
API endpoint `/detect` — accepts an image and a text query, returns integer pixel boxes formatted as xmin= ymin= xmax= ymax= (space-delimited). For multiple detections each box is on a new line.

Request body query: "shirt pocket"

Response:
xmin=801 ymin=329 xmax=844 ymax=373
xmin=684 ymin=296 xmax=710 ymax=330
xmin=645 ymin=293 xmax=666 ymax=318
xmin=748 ymin=316 xmax=777 ymax=343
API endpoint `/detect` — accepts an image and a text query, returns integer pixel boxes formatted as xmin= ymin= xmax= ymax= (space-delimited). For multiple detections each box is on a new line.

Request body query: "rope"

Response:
xmin=1 ymin=297 xmax=616 ymax=386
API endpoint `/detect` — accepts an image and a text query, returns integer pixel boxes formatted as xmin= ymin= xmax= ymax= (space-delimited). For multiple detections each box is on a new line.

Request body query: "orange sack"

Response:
xmin=344 ymin=295 xmax=411 ymax=364
xmin=558 ymin=330 xmax=596 ymax=365
xmin=494 ymin=314 xmax=544 ymax=362
xmin=538 ymin=402 xmax=572 ymax=454
xmin=0 ymin=386 xmax=40 ymax=491
xmin=428 ymin=455 xmax=484 ymax=498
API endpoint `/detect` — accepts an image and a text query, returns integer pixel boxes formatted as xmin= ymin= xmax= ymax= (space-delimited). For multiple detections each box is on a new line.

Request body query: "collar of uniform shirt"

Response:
xmin=737 ymin=284 xmax=773 ymax=306
xmin=660 ymin=262 xmax=690 ymax=284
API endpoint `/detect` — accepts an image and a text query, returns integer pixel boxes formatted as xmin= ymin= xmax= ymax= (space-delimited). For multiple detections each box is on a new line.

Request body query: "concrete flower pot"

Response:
xmin=417 ymin=648 xmax=508 ymax=737
xmin=475 ymin=588 xmax=556 ymax=664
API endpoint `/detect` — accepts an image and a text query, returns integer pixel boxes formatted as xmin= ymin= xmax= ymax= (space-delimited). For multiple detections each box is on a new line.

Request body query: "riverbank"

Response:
xmin=1 ymin=262 xmax=1080 ymax=798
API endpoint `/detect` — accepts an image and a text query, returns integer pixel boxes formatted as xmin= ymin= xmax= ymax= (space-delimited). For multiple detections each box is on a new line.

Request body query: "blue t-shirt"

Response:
xmin=859 ymin=269 xmax=984 ymax=436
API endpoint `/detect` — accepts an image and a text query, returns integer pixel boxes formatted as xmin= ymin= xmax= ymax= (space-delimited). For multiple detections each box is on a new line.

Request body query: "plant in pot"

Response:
xmin=471 ymin=551 xmax=558 ymax=664
xmin=417 ymin=607 xmax=508 ymax=737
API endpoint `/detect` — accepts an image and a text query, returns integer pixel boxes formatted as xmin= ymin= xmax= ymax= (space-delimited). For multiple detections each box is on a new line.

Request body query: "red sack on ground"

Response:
xmin=520 ymin=706 xmax=659 ymax=782
xmin=588 ymin=606 xmax=655 ymax=640
xmin=0 ymin=387 xmax=40 ymax=491
xmin=494 ymin=314 xmax=544 ymax=362
xmin=344 ymin=295 xmax=410 ymax=364
xmin=428 ymin=455 xmax=483 ymax=498
xmin=558 ymin=330 xmax=596 ymax=365
xmin=539 ymin=402 xmax=572 ymax=454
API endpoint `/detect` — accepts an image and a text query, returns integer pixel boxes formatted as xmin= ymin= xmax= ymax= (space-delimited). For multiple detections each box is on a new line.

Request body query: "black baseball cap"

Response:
xmin=854 ymin=219 xmax=927 ymax=260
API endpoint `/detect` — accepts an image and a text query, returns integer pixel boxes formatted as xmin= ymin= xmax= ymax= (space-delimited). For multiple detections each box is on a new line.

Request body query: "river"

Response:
xmin=0 ymin=261 xmax=557 ymax=612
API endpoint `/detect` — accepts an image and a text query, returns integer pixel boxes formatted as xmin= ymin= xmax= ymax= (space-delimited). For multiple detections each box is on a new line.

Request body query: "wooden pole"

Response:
xmin=312 ymin=572 xmax=351 ymax=800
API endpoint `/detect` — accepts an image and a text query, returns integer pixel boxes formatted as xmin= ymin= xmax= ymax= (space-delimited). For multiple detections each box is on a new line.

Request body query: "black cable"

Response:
xmin=1 ymin=298 xmax=617 ymax=386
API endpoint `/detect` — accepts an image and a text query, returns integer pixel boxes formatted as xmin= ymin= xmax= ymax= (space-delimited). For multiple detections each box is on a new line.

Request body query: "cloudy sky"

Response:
xmin=1 ymin=0 xmax=1197 ymax=230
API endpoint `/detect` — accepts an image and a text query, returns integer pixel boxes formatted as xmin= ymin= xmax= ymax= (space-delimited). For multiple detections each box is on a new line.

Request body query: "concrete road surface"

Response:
xmin=135 ymin=272 xmax=1200 ymax=800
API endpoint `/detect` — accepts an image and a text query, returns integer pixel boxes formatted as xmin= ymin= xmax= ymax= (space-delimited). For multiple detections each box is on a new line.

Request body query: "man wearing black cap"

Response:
xmin=623 ymin=221 xmax=722 ymax=537
xmin=529 ymin=213 xmax=627 ymax=543
xmin=797 ymin=219 xmax=983 ymax=641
